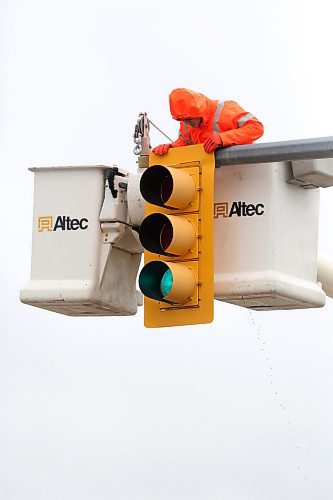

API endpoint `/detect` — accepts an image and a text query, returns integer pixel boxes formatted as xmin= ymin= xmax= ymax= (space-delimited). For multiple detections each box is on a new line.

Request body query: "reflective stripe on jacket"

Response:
xmin=169 ymin=88 xmax=264 ymax=148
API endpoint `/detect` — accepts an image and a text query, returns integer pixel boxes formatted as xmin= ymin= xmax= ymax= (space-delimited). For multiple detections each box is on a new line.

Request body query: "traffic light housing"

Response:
xmin=138 ymin=144 xmax=215 ymax=328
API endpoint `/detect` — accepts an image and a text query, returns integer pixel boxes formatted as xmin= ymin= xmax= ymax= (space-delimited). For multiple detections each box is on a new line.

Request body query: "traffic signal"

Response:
xmin=138 ymin=144 xmax=215 ymax=328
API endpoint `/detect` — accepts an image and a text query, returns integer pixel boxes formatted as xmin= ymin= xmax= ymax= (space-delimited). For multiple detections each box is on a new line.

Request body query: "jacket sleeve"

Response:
xmin=218 ymin=102 xmax=264 ymax=147
xmin=171 ymin=136 xmax=190 ymax=148
xmin=170 ymin=121 xmax=193 ymax=148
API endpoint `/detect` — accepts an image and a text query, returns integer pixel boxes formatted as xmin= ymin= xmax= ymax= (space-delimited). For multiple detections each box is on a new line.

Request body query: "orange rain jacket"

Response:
xmin=169 ymin=88 xmax=264 ymax=148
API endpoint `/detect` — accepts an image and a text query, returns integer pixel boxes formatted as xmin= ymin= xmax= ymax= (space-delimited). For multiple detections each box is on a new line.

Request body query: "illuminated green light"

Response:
xmin=160 ymin=269 xmax=173 ymax=297
xmin=139 ymin=262 xmax=177 ymax=304
xmin=139 ymin=261 xmax=173 ymax=303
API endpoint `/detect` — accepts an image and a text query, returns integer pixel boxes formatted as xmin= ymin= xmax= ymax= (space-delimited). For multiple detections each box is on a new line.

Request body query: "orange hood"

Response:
xmin=169 ymin=88 xmax=212 ymax=121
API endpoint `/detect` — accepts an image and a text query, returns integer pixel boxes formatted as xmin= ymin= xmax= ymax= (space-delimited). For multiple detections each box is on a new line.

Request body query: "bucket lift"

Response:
xmin=20 ymin=114 xmax=333 ymax=321
xmin=20 ymin=165 xmax=144 ymax=316
xmin=213 ymin=137 xmax=333 ymax=309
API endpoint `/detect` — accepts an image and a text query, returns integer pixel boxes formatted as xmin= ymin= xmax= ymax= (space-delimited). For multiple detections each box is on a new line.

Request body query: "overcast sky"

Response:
xmin=1 ymin=1 xmax=333 ymax=499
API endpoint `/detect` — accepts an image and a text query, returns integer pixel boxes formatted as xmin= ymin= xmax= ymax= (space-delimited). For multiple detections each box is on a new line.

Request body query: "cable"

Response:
xmin=148 ymin=119 xmax=174 ymax=142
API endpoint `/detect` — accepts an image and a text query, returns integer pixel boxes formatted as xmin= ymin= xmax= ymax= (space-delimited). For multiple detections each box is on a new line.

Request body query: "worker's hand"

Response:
xmin=152 ymin=143 xmax=172 ymax=156
xmin=203 ymin=134 xmax=223 ymax=153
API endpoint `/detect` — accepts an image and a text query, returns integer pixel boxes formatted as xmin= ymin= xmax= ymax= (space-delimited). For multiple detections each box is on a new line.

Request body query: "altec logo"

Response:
xmin=214 ymin=201 xmax=265 ymax=218
xmin=38 ymin=216 xmax=89 ymax=232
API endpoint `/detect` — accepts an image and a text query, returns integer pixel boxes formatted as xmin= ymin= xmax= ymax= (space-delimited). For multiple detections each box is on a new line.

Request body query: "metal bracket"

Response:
xmin=105 ymin=167 xmax=126 ymax=199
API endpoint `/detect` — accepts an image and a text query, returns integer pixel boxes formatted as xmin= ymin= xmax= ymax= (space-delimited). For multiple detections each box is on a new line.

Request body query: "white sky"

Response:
xmin=1 ymin=1 xmax=333 ymax=499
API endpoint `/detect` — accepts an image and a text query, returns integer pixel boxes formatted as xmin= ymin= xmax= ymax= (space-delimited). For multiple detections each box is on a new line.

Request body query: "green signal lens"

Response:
xmin=139 ymin=262 xmax=176 ymax=304
xmin=160 ymin=269 xmax=173 ymax=297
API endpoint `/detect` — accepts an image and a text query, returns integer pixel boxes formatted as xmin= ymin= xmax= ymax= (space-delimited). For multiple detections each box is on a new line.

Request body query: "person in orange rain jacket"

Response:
xmin=152 ymin=88 xmax=264 ymax=155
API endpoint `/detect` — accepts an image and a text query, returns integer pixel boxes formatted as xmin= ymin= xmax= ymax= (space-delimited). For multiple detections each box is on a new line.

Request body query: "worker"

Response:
xmin=152 ymin=88 xmax=264 ymax=155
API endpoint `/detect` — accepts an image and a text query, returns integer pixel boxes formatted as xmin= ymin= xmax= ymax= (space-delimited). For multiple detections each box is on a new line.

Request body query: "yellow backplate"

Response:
xmin=144 ymin=144 xmax=215 ymax=328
